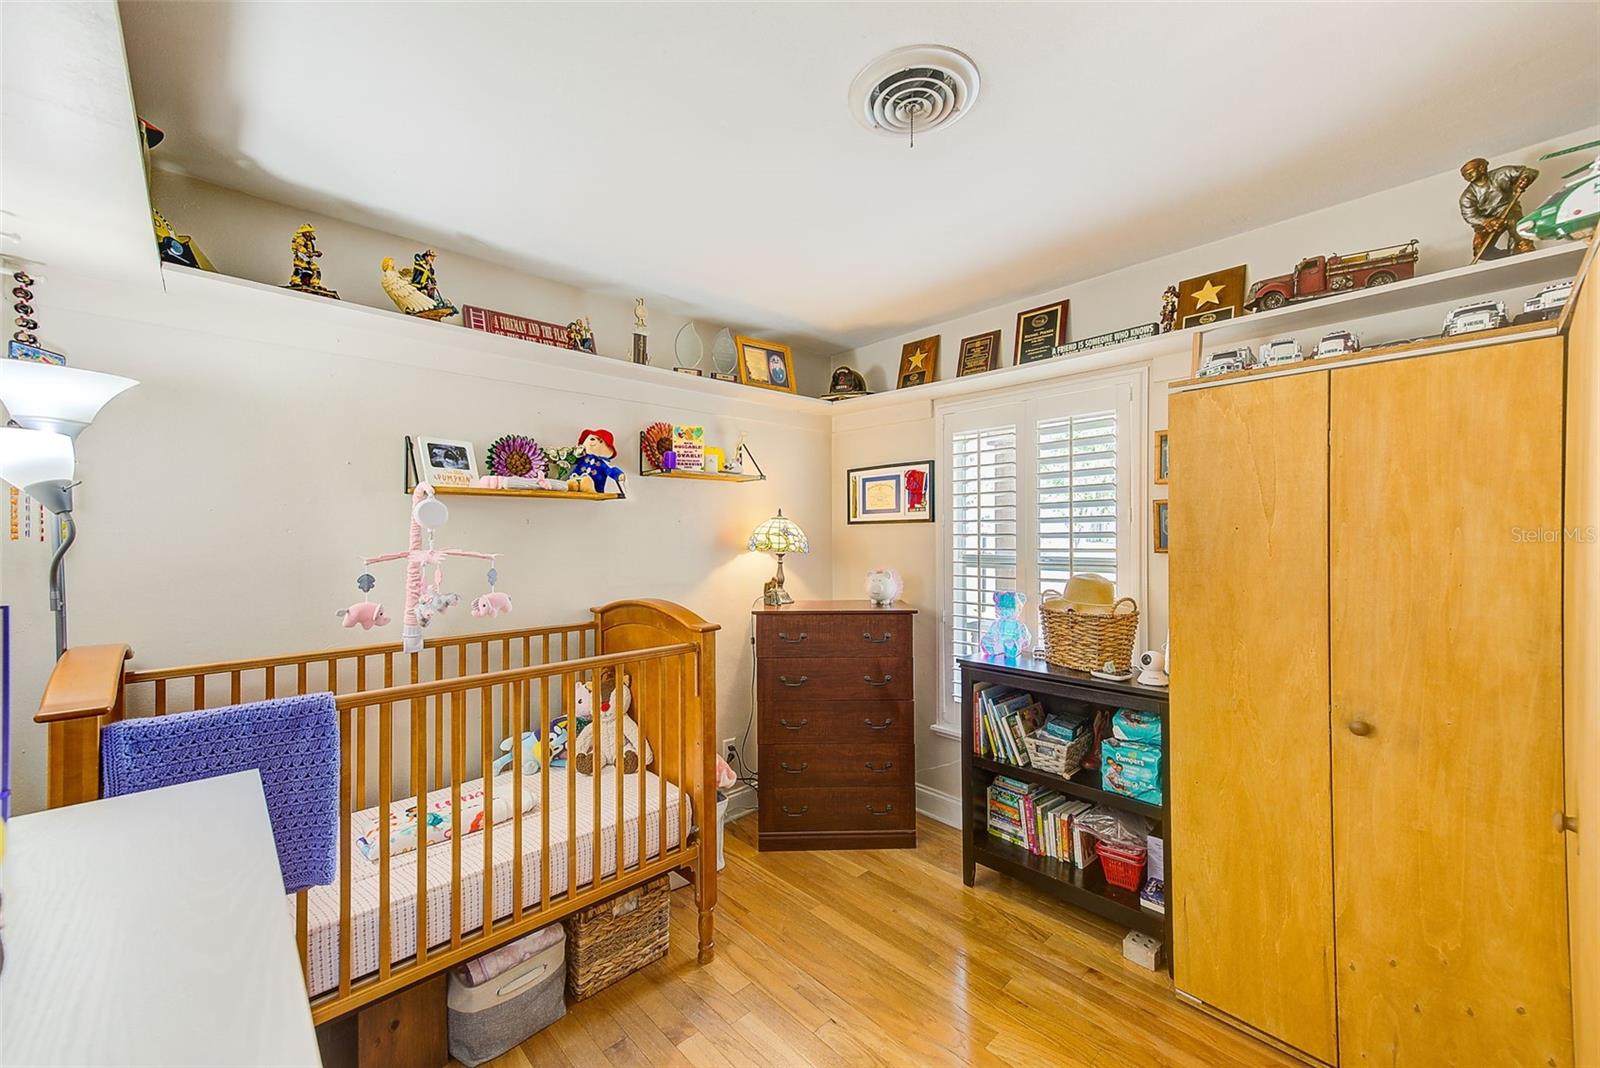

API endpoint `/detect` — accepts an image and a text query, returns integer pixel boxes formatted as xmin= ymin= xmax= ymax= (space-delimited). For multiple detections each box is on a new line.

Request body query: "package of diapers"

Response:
xmin=356 ymin=774 xmax=539 ymax=862
xmin=1111 ymin=709 xmax=1162 ymax=745
xmin=1101 ymin=739 xmax=1162 ymax=805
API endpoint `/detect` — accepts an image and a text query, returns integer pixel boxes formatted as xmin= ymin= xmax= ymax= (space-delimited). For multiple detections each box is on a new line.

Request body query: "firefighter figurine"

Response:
xmin=1459 ymin=157 xmax=1540 ymax=262
xmin=285 ymin=223 xmax=340 ymax=299
xmin=382 ymin=248 xmax=457 ymax=321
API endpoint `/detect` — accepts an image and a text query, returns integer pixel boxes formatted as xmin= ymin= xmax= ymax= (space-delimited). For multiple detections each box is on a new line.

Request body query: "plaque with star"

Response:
xmin=897 ymin=335 xmax=941 ymax=388
xmin=1175 ymin=265 xmax=1248 ymax=330
xmin=1014 ymin=300 xmax=1069 ymax=364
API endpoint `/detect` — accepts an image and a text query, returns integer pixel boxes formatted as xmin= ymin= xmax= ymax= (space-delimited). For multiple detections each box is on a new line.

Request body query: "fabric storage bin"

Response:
xmin=564 ymin=875 xmax=671 ymax=1000
xmin=447 ymin=925 xmax=566 ymax=1067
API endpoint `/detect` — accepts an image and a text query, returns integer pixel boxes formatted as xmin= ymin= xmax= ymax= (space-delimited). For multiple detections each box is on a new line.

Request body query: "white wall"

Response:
xmin=150 ymin=169 xmax=836 ymax=396
xmin=0 ymin=265 xmax=832 ymax=816
xmin=831 ymin=126 xmax=1598 ymax=811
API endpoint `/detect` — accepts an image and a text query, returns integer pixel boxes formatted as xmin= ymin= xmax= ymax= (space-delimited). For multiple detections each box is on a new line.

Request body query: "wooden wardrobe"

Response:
xmin=1168 ymin=246 xmax=1598 ymax=1067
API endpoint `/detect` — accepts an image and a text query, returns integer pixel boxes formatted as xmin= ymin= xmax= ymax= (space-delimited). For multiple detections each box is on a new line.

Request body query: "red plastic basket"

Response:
xmin=1094 ymin=839 xmax=1147 ymax=892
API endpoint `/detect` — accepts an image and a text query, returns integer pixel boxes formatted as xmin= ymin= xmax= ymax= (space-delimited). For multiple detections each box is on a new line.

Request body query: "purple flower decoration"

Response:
xmin=486 ymin=434 xmax=546 ymax=479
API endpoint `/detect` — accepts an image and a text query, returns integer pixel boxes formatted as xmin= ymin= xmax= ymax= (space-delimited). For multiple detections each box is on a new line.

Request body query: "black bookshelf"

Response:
xmin=960 ymin=655 xmax=1172 ymax=956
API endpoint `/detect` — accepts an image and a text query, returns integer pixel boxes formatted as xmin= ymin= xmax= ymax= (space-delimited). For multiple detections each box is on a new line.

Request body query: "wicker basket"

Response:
xmin=563 ymin=876 xmax=670 ymax=1000
xmin=1040 ymin=595 xmax=1139 ymax=672
xmin=1023 ymin=730 xmax=1092 ymax=777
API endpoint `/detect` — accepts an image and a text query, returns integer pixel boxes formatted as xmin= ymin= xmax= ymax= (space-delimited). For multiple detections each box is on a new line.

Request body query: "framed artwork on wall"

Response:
xmin=1154 ymin=430 xmax=1170 ymax=485
xmin=897 ymin=336 xmax=940 ymax=388
xmin=734 ymin=336 xmax=798 ymax=394
xmin=412 ymin=435 xmax=479 ymax=487
xmin=1015 ymin=301 xmax=1069 ymax=364
xmin=847 ymin=460 xmax=935 ymax=524
xmin=957 ymin=330 xmax=1002 ymax=377
xmin=1153 ymin=499 xmax=1169 ymax=553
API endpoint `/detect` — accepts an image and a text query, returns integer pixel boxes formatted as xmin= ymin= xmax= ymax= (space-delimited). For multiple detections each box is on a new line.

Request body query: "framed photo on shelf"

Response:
xmin=847 ymin=460 xmax=935 ymax=524
xmin=957 ymin=330 xmax=1002 ymax=377
xmin=734 ymin=336 xmax=798 ymax=394
xmin=413 ymin=435 xmax=479 ymax=488
xmin=897 ymin=336 xmax=940 ymax=388
xmin=1015 ymin=301 xmax=1069 ymax=364
xmin=1175 ymin=266 xmax=1247 ymax=329
xmin=1154 ymin=430 xmax=1170 ymax=485
xmin=1153 ymin=499 xmax=1169 ymax=553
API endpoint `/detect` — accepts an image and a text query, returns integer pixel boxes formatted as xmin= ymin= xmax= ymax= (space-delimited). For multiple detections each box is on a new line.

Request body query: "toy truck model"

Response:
xmin=1521 ymin=280 xmax=1574 ymax=319
xmin=1315 ymin=330 xmax=1360 ymax=358
xmin=1245 ymin=240 xmax=1420 ymax=311
xmin=1197 ymin=346 xmax=1255 ymax=378
xmin=1259 ymin=338 xmax=1304 ymax=366
xmin=1442 ymin=299 xmax=1508 ymax=338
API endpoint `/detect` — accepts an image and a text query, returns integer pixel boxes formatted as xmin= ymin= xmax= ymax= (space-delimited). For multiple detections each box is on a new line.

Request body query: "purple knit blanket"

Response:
xmin=101 ymin=692 xmax=340 ymax=893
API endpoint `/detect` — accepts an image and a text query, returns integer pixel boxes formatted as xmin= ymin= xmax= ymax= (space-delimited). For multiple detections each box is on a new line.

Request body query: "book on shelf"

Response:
xmin=1140 ymin=877 xmax=1166 ymax=914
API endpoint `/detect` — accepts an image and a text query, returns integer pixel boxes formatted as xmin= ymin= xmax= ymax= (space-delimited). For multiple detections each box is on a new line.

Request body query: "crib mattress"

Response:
xmin=296 ymin=768 xmax=692 ymax=997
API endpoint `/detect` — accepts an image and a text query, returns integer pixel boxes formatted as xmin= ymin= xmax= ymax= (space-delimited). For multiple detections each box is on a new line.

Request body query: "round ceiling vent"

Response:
xmin=848 ymin=45 xmax=980 ymax=141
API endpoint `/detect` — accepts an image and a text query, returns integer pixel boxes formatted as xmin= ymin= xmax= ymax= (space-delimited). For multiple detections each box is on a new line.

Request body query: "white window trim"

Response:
xmin=933 ymin=366 xmax=1149 ymax=734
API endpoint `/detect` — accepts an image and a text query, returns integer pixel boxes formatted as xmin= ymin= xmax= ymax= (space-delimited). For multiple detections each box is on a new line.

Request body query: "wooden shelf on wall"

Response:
xmin=638 ymin=468 xmax=762 ymax=483
xmin=429 ymin=484 xmax=621 ymax=501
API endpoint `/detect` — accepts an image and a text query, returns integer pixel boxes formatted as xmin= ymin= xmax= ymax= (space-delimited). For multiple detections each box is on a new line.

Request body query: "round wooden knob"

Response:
xmin=1348 ymin=720 xmax=1374 ymax=737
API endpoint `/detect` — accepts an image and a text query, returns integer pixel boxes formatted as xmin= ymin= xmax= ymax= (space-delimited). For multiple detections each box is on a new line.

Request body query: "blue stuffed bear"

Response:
xmin=980 ymin=590 xmax=1032 ymax=660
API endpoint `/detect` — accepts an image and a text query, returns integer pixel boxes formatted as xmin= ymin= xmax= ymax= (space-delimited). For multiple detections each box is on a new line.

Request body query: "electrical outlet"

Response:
xmin=722 ymin=737 xmax=738 ymax=762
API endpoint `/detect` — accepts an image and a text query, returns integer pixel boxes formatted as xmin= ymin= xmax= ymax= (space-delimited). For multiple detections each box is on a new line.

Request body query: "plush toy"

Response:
xmin=416 ymin=590 xmax=460 ymax=628
xmin=572 ymin=667 xmax=653 ymax=775
xmin=471 ymin=591 xmax=513 ymax=618
xmin=492 ymin=731 xmax=548 ymax=776
xmin=336 ymin=601 xmax=390 ymax=630
xmin=980 ymin=590 xmax=1032 ymax=659
xmin=568 ymin=429 xmax=627 ymax=495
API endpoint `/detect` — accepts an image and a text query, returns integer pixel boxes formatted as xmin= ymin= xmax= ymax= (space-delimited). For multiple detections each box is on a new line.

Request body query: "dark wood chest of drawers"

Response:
xmin=754 ymin=601 xmax=917 ymax=851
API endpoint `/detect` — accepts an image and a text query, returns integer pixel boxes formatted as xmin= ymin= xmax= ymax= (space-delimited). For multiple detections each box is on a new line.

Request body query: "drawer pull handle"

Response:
xmin=779 ymin=675 xmax=809 ymax=687
xmin=866 ymin=803 xmax=895 ymax=816
xmin=862 ymin=631 xmax=894 ymax=643
xmin=780 ymin=761 xmax=809 ymax=774
xmin=781 ymin=804 xmax=809 ymax=818
xmin=779 ymin=717 xmax=809 ymax=731
xmin=863 ymin=674 xmax=893 ymax=687
xmin=1348 ymin=719 xmax=1374 ymax=737
xmin=864 ymin=717 xmax=894 ymax=730
xmin=777 ymin=631 xmax=807 ymax=643
xmin=865 ymin=761 xmax=894 ymax=773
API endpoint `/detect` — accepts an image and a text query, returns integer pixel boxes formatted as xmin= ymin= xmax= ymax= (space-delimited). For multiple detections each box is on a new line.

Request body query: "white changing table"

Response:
xmin=1 ymin=770 xmax=321 ymax=1066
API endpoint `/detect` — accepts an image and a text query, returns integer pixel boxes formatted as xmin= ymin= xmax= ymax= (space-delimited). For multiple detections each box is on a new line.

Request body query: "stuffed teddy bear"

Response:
xmin=572 ymin=666 xmax=653 ymax=775
xmin=980 ymin=590 xmax=1032 ymax=659
xmin=568 ymin=429 xmax=627 ymax=495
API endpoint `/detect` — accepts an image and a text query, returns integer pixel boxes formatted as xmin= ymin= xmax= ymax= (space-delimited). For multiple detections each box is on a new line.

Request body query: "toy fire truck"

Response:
xmin=1245 ymin=240 xmax=1420 ymax=311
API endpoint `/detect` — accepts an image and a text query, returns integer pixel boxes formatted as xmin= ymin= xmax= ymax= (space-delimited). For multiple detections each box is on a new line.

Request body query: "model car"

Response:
xmin=1518 ymin=150 xmax=1599 ymax=242
xmin=1523 ymin=280 xmax=1574 ymax=316
xmin=1197 ymin=346 xmax=1255 ymax=378
xmin=1442 ymin=299 xmax=1508 ymax=338
xmin=1315 ymin=330 xmax=1360 ymax=359
xmin=1259 ymin=338 xmax=1304 ymax=366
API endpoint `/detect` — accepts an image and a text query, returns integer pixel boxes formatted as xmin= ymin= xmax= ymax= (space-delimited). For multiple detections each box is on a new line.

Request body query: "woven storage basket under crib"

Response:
xmin=1040 ymin=595 xmax=1139 ymax=672
xmin=563 ymin=875 xmax=671 ymax=1000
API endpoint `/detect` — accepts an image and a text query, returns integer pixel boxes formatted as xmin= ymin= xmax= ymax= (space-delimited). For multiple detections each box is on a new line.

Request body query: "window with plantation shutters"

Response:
xmin=937 ymin=372 xmax=1146 ymax=728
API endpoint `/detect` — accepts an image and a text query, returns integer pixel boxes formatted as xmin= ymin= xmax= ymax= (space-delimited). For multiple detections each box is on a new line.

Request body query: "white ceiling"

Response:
xmin=119 ymin=1 xmax=1600 ymax=354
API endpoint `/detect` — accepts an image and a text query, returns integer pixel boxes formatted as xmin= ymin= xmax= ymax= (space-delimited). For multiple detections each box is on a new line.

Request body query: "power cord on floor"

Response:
xmin=726 ymin=597 xmax=763 ymax=790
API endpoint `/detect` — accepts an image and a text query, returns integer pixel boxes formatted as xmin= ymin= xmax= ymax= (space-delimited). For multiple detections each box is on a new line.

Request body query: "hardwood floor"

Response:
xmin=465 ymin=814 xmax=1293 ymax=1067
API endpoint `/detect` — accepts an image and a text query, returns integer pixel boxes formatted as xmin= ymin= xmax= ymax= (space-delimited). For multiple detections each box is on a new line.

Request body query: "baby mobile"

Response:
xmin=337 ymin=483 xmax=511 ymax=653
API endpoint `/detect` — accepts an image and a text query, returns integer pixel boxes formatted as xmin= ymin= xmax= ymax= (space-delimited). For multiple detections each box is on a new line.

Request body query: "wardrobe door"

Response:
xmin=1330 ymin=338 xmax=1572 ymax=1067
xmin=1170 ymin=372 xmax=1337 ymax=1064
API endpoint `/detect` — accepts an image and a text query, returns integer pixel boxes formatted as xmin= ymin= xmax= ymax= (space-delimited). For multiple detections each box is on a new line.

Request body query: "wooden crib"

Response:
xmin=34 ymin=599 xmax=719 ymax=1027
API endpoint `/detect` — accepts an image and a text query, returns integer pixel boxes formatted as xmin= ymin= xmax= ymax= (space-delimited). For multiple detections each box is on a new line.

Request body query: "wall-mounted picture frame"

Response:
xmin=413 ymin=435 xmax=479 ymax=487
xmin=734 ymin=335 xmax=797 ymax=394
xmin=1175 ymin=265 xmax=1247 ymax=329
xmin=957 ymin=330 xmax=1002 ymax=377
xmin=1154 ymin=429 xmax=1170 ymax=485
xmin=897 ymin=336 xmax=940 ymax=388
xmin=1153 ymin=499 xmax=1169 ymax=553
xmin=847 ymin=460 xmax=935 ymax=524
xmin=1015 ymin=300 xmax=1069 ymax=364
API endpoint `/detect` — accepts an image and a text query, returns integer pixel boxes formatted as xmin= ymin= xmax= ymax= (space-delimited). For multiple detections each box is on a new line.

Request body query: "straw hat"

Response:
xmin=1043 ymin=574 xmax=1115 ymax=614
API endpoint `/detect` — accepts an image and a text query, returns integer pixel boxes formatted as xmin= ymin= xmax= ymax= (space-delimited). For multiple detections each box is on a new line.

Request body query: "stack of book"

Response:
xmin=970 ymin=684 xmax=1045 ymax=764
xmin=985 ymin=776 xmax=1101 ymax=867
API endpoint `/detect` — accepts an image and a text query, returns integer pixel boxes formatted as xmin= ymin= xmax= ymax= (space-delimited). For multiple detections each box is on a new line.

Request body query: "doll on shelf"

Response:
xmin=568 ymin=429 xmax=626 ymax=496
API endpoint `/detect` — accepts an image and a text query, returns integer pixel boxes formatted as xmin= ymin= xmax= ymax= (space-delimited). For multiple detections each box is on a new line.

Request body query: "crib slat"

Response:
xmin=338 ymin=707 xmax=353 ymax=999
xmin=512 ymin=679 xmax=524 ymax=923
xmin=433 ymin=646 xmax=445 ymax=791
xmin=230 ymin=670 xmax=241 ymax=705
xmin=659 ymin=658 xmax=668 ymax=868
xmin=538 ymin=674 xmax=550 ymax=913
xmin=326 ymin=657 xmax=337 ymax=695
xmin=677 ymin=655 xmax=687 ymax=855
xmin=154 ymin=679 xmax=166 ymax=716
xmin=480 ymin=683 xmax=494 ymax=939
xmin=411 ymin=695 xmax=428 ymax=968
xmin=265 ymin=665 xmax=275 ymax=700
xmin=193 ymin=674 xmax=205 ymax=711
xmin=378 ymin=701 xmax=393 ymax=981
xmin=295 ymin=890 xmax=309 ymax=988
xmin=450 ymin=688 xmax=463 ymax=950
xmin=592 ymin=666 xmax=603 ymax=889
xmin=640 ymin=658 xmax=651 ymax=867
xmin=296 ymin=662 xmax=307 ymax=696
xmin=564 ymin=671 xmax=577 ymax=901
